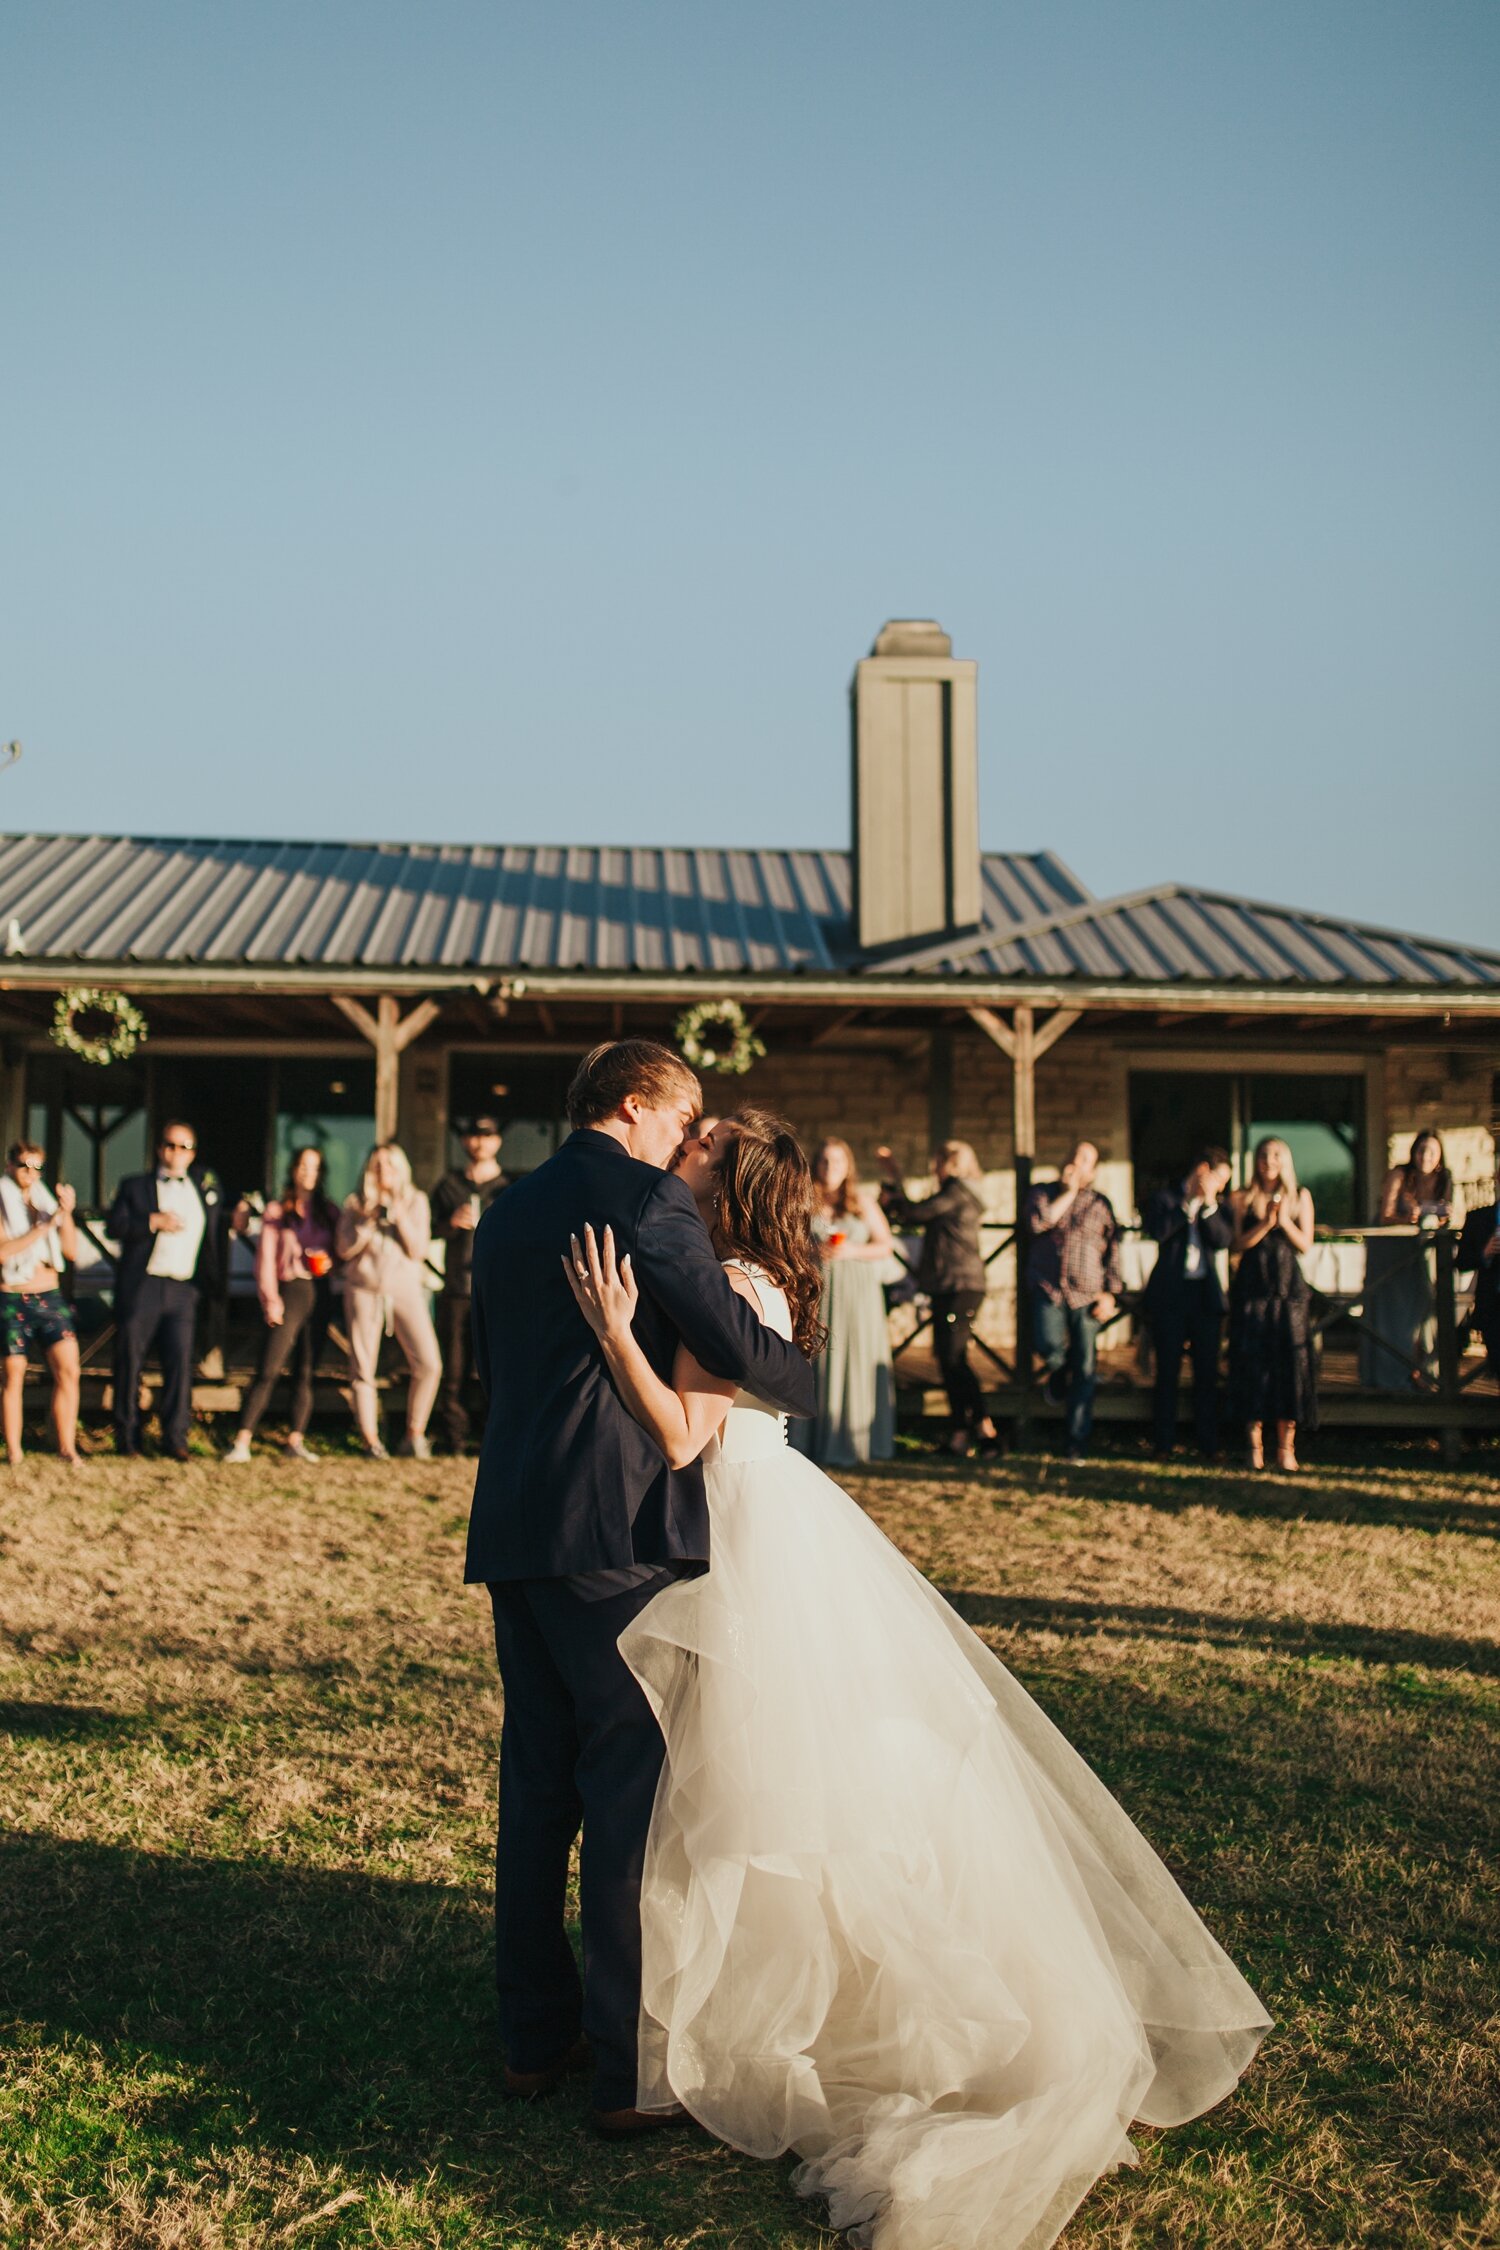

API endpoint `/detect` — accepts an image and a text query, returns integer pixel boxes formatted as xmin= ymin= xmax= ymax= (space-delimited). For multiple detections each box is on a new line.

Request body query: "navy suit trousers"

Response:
xmin=489 ymin=1575 xmax=672 ymax=2111
xmin=1148 ymin=1285 xmax=1223 ymax=1455
xmin=114 ymin=1275 xmax=198 ymax=1451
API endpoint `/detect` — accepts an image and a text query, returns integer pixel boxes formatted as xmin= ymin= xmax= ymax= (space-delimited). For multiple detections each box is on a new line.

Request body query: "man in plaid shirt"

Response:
xmin=1025 ymin=1140 xmax=1122 ymax=1461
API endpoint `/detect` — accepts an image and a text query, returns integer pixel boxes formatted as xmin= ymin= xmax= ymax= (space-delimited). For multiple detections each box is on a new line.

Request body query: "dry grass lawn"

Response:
xmin=1 ymin=1438 xmax=1497 ymax=2248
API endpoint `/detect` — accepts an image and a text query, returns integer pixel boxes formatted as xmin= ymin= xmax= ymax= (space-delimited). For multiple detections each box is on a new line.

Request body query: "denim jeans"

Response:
xmin=1033 ymin=1294 xmax=1099 ymax=1454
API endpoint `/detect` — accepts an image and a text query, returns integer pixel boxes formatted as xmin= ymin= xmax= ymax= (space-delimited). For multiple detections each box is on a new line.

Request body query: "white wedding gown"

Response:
xmin=618 ymin=1266 xmax=1270 ymax=2250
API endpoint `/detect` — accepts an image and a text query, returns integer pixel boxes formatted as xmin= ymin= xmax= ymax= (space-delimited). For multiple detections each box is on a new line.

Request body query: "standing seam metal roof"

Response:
xmin=0 ymin=836 xmax=1494 ymax=989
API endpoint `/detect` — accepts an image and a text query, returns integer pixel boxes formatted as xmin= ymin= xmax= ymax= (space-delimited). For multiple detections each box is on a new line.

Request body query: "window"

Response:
xmin=23 ymin=1052 xmax=148 ymax=1210
xmin=1130 ymin=1068 xmax=1365 ymax=1227
xmin=447 ymin=1054 xmax=575 ymax=1179
xmin=1244 ymin=1074 xmax=1361 ymax=1228
xmin=273 ymin=1060 xmax=376 ymax=1205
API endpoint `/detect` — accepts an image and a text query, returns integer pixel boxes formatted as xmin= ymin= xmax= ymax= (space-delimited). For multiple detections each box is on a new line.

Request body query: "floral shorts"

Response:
xmin=1 ymin=1289 xmax=76 ymax=1359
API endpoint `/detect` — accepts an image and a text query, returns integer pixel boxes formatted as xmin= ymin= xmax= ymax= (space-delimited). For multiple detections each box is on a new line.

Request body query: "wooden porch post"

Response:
xmin=1011 ymin=1006 xmax=1037 ymax=1432
xmin=1433 ymin=1229 xmax=1463 ymax=1468
xmin=332 ymin=994 xmax=443 ymax=1143
xmin=968 ymin=1004 xmax=1084 ymax=1440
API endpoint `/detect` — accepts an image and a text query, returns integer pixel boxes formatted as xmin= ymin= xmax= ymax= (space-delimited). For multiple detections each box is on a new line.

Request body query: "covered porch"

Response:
xmin=1 ymin=958 xmax=1495 ymax=1451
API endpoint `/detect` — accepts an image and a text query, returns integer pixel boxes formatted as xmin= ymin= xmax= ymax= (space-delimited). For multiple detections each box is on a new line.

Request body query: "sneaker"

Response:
xmin=222 ymin=1436 xmax=253 ymax=1465
xmin=362 ymin=1441 xmax=389 ymax=1461
xmin=396 ymin=1432 xmax=433 ymax=1461
xmin=283 ymin=1436 xmax=317 ymax=1462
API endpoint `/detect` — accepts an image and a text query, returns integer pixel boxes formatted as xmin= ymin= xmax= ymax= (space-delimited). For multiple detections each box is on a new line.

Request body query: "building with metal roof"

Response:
xmin=0 ymin=832 xmax=1496 ymax=994
xmin=1 ymin=617 xmax=1493 ymax=1443
xmin=0 ymin=621 xmax=1493 ymax=1261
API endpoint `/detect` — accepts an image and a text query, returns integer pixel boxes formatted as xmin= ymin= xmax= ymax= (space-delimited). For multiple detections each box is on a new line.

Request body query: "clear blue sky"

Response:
xmin=4 ymin=1 xmax=1497 ymax=944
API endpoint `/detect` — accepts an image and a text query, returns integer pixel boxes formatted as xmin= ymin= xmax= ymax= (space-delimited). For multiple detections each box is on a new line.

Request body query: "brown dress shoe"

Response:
xmin=503 ymin=2035 xmax=590 ymax=2099
xmin=590 ymin=2102 xmax=689 ymax=2141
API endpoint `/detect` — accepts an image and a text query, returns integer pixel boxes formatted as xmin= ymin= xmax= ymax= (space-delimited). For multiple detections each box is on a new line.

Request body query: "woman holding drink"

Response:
xmin=224 ymin=1146 xmax=339 ymax=1462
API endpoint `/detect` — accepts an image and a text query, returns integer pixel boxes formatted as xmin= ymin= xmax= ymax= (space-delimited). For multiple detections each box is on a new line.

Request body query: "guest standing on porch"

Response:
xmin=1361 ymin=1130 xmax=1454 ymax=1391
xmin=792 ymin=1138 xmax=895 ymax=1466
xmin=107 ymin=1122 xmax=220 ymax=1461
xmin=429 ymin=1116 xmax=507 ymax=1454
xmin=1228 ymin=1138 xmax=1317 ymax=1471
xmin=1142 ymin=1146 xmax=1234 ymax=1459
xmin=1 ymin=1140 xmax=82 ymax=1465
xmin=336 ymin=1142 xmax=442 ymax=1460
xmin=876 ymin=1140 xmax=997 ymax=1456
xmin=1455 ymin=1163 xmax=1500 ymax=1387
xmin=1025 ymin=1141 xmax=1122 ymax=1464
xmin=223 ymin=1147 xmax=339 ymax=1464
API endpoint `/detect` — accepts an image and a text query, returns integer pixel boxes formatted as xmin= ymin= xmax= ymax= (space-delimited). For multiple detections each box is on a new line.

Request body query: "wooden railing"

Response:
xmin=888 ymin=1214 xmax=1495 ymax=1454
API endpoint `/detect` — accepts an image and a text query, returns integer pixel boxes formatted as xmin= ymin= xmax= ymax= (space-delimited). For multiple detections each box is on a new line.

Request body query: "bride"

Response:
xmin=564 ymin=1106 xmax=1269 ymax=2250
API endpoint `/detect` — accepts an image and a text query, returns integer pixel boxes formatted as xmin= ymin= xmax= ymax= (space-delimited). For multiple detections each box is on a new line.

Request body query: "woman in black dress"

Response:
xmin=1229 ymin=1137 xmax=1317 ymax=1471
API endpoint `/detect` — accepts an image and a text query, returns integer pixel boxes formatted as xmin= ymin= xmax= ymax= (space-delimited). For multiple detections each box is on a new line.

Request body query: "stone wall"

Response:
xmin=714 ymin=1028 xmax=1133 ymax=1354
xmin=1381 ymin=1046 xmax=1498 ymax=1212
xmin=391 ymin=1025 xmax=1500 ymax=1354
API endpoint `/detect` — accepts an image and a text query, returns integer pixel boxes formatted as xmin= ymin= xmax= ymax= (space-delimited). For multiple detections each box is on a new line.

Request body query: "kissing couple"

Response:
xmin=463 ymin=1039 xmax=1268 ymax=2250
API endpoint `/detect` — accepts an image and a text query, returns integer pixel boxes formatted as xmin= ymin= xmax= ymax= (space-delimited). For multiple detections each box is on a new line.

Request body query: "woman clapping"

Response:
xmin=1229 ymin=1137 xmax=1317 ymax=1471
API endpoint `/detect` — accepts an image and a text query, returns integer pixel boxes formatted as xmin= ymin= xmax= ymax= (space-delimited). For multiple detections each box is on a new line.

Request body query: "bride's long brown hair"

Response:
xmin=713 ymin=1106 xmax=827 ymax=1357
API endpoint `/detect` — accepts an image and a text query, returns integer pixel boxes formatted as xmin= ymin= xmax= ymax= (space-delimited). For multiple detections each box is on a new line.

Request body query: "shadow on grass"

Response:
xmin=0 ymin=1832 xmax=821 ymax=2242
xmin=978 ymin=1455 xmax=1500 ymax=1539
xmin=0 ymin=1701 xmax=150 ymax=1742
xmin=945 ymin=1591 xmax=1500 ymax=1676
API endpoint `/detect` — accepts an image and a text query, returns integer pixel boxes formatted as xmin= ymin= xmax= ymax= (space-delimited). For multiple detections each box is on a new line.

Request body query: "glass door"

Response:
xmin=1130 ymin=1068 xmax=1365 ymax=1225
xmin=447 ymin=1054 xmax=575 ymax=1180
xmin=1243 ymin=1074 xmax=1362 ymax=1227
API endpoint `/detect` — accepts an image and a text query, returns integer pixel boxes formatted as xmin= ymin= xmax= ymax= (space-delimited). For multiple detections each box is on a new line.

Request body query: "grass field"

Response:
xmin=1 ymin=1438 xmax=1497 ymax=2249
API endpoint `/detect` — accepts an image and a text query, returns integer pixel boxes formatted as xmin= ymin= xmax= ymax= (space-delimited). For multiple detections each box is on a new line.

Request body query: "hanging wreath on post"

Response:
xmin=51 ymin=987 xmax=149 ymax=1067
xmin=674 ymin=996 xmax=765 ymax=1077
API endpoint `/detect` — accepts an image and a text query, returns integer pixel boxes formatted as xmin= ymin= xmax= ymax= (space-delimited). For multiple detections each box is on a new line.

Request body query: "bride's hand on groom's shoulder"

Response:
xmin=563 ymin=1222 xmax=639 ymax=1347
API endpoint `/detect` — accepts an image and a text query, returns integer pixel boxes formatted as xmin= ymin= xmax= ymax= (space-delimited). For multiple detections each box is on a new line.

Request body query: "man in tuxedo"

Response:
xmin=466 ymin=1039 xmax=815 ymax=2138
xmin=1455 ymin=1169 xmax=1500 ymax=1385
xmin=1142 ymin=1146 xmax=1235 ymax=1458
xmin=107 ymin=1121 xmax=221 ymax=1459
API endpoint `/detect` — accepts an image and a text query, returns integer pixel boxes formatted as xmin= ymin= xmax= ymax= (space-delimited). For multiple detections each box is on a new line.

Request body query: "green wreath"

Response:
xmin=674 ymin=997 xmax=765 ymax=1077
xmin=51 ymin=987 xmax=149 ymax=1067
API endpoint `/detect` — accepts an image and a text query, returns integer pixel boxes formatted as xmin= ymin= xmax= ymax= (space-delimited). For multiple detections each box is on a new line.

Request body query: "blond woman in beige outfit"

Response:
xmin=336 ymin=1142 xmax=442 ymax=1458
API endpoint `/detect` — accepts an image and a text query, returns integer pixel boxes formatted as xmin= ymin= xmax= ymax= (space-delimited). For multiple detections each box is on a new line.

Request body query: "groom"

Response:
xmin=465 ymin=1038 xmax=816 ymax=2136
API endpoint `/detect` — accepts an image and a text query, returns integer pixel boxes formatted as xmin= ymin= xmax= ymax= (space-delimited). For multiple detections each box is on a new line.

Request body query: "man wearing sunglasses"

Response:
xmin=107 ymin=1122 xmax=221 ymax=1459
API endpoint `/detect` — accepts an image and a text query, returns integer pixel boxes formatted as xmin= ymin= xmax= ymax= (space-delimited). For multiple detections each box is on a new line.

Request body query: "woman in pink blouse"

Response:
xmin=224 ymin=1147 xmax=339 ymax=1463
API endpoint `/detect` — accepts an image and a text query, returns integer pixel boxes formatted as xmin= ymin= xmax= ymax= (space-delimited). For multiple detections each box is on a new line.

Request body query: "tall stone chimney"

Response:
xmin=851 ymin=619 xmax=980 ymax=954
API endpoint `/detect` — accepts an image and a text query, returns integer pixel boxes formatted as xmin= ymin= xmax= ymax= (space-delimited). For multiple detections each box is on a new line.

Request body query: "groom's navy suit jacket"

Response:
xmin=463 ymin=1128 xmax=816 ymax=1585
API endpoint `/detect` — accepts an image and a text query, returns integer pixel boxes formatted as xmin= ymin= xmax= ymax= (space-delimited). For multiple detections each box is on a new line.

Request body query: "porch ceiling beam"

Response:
xmin=0 ymin=963 xmax=1497 ymax=1018
xmin=331 ymin=993 xmax=443 ymax=1141
xmin=1032 ymin=1006 xmax=1084 ymax=1061
xmin=809 ymin=1008 xmax=865 ymax=1047
xmin=966 ymin=1004 xmax=1015 ymax=1058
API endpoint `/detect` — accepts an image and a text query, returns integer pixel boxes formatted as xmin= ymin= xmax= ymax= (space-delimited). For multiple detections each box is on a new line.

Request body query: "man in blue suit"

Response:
xmin=465 ymin=1039 xmax=815 ymax=2137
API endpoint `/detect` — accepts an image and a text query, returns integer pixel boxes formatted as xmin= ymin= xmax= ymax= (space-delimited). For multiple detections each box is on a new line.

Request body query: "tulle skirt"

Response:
xmin=619 ymin=1445 xmax=1270 ymax=2250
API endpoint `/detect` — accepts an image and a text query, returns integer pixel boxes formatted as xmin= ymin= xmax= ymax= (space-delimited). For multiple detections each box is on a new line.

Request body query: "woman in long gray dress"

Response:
xmin=1360 ymin=1132 xmax=1453 ymax=1390
xmin=792 ymin=1138 xmax=896 ymax=1466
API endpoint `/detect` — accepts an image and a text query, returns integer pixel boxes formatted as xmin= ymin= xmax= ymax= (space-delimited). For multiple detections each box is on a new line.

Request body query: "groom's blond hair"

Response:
xmin=566 ymin=1039 xmax=702 ymax=1130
